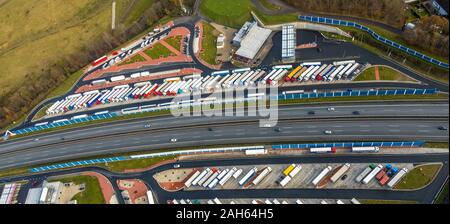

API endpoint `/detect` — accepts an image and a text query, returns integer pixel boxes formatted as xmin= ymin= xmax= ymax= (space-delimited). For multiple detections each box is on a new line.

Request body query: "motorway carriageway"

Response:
xmin=0 ymin=103 xmax=448 ymax=170
xmin=1 ymin=153 xmax=448 ymax=204
xmin=27 ymin=81 xmax=436 ymax=128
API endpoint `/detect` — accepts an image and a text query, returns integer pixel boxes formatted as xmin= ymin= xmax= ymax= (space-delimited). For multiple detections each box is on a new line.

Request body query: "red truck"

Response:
xmin=379 ymin=175 xmax=390 ymax=186
xmin=375 ymin=170 xmax=386 ymax=180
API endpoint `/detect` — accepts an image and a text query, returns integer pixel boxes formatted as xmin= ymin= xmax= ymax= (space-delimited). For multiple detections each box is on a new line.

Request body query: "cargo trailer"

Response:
xmin=233 ymin=169 xmax=243 ymax=179
xmin=352 ymin=146 xmax=380 ymax=153
xmin=283 ymin=164 xmax=296 ymax=176
xmin=387 ymin=168 xmax=408 ymax=188
xmin=310 ymin=147 xmax=336 ymax=153
xmin=333 ymin=60 xmax=355 ymax=66
xmin=301 ymin=62 xmax=321 ymax=66
xmin=184 ymin=170 xmax=201 ymax=188
xmin=355 ymin=164 xmax=376 ymax=183
xmin=362 ymin=164 xmax=383 ymax=184
xmin=330 ymin=163 xmax=351 ymax=183
xmin=285 ymin=66 xmax=302 ymax=81
xmin=312 ymin=166 xmax=332 ymax=186
xmin=272 ymin=64 xmax=293 ymax=69
xmin=219 ymin=168 xmax=237 ymax=186
xmin=203 ymin=171 xmax=220 ymax=188
xmin=191 ymin=168 xmax=210 ymax=186
xmin=289 ymin=165 xmax=302 ymax=178
xmin=252 ymin=167 xmax=272 ymax=185
xmin=239 ymin=167 xmax=258 ymax=186
xmin=279 ymin=176 xmax=292 ymax=187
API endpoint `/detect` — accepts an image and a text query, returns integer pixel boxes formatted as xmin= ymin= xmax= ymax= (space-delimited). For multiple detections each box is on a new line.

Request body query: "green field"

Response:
xmin=395 ymin=164 xmax=442 ymax=190
xmin=200 ymin=0 xmax=254 ymax=28
xmin=435 ymin=180 xmax=449 ymax=204
xmin=104 ymin=155 xmax=177 ymax=172
xmin=253 ymin=10 xmax=298 ymax=25
xmin=258 ymin=0 xmax=281 ymax=11
xmin=53 ymin=175 xmax=105 ymax=204
xmin=200 ymin=22 xmax=219 ymax=65
xmin=423 ymin=142 xmax=449 ymax=148
xmin=143 ymin=42 xmax=175 ymax=59
xmin=354 ymin=66 xmax=415 ymax=81
xmin=165 ymin=35 xmax=182 ymax=52
xmin=118 ymin=53 xmax=147 ymax=66
xmin=360 ymin=199 xmax=417 ymax=204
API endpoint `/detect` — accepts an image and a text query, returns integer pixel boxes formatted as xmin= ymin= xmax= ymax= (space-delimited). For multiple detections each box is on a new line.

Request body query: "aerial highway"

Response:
xmin=2 ymin=153 xmax=448 ymax=204
xmin=0 ymin=102 xmax=447 ymax=170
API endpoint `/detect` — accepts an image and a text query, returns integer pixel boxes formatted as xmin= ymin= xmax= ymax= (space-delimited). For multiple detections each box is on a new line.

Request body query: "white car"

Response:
xmin=263 ymin=124 xmax=272 ymax=128
xmin=170 ymin=138 xmax=177 ymax=142
xmin=144 ymin=123 xmax=151 ymax=128
xmin=173 ymin=164 xmax=180 ymax=168
xmin=324 ymin=130 xmax=333 ymax=135
xmin=327 ymin=107 xmax=335 ymax=111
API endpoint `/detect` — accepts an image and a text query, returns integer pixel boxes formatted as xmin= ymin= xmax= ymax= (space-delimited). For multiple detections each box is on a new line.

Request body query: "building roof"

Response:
xmin=235 ymin=25 xmax=272 ymax=60
xmin=25 ymin=188 xmax=43 ymax=204
xmin=282 ymin=25 xmax=296 ymax=58
xmin=233 ymin=21 xmax=256 ymax=44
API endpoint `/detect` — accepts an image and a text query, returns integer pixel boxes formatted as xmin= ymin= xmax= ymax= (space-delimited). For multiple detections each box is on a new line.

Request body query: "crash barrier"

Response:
xmin=272 ymin=141 xmax=425 ymax=149
xmin=299 ymin=15 xmax=449 ymax=69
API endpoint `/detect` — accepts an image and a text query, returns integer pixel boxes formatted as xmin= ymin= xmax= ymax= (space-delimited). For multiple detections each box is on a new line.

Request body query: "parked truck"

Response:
xmin=283 ymin=164 xmax=296 ymax=176
xmin=330 ymin=163 xmax=351 ymax=183
xmin=352 ymin=146 xmax=380 ymax=153
xmin=252 ymin=167 xmax=272 ymax=185
xmin=184 ymin=170 xmax=201 ymax=188
xmin=362 ymin=164 xmax=383 ymax=184
xmin=238 ymin=167 xmax=258 ymax=186
xmin=355 ymin=163 xmax=376 ymax=183
xmin=310 ymin=147 xmax=336 ymax=153
xmin=387 ymin=168 xmax=408 ymax=188
xmin=312 ymin=166 xmax=332 ymax=186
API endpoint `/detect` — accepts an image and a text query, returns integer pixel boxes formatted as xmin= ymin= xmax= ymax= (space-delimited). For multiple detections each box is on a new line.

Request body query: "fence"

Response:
xmin=29 ymin=156 xmax=127 ymax=173
xmin=272 ymin=141 xmax=425 ymax=150
xmin=13 ymin=113 xmax=117 ymax=135
xmin=274 ymin=88 xmax=437 ymax=100
xmin=28 ymin=146 xmax=264 ymax=173
xmin=299 ymin=15 xmax=449 ymax=70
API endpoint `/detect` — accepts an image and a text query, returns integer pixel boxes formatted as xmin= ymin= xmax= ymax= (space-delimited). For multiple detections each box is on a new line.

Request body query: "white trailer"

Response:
xmin=219 ymin=167 xmax=237 ymax=186
xmin=213 ymin=198 xmax=222 ymax=204
xmin=303 ymin=66 xmax=321 ymax=81
xmin=216 ymin=74 xmax=230 ymax=88
xmin=312 ymin=166 xmax=332 ymax=186
xmin=336 ymin=63 xmax=354 ymax=79
xmin=240 ymin=71 xmax=255 ymax=85
xmin=233 ymin=169 xmax=243 ymax=179
xmin=298 ymin=66 xmax=315 ymax=81
xmin=310 ymin=64 xmax=328 ymax=81
xmin=330 ymin=163 xmax=351 ymax=183
xmin=344 ymin=63 xmax=360 ymax=77
xmin=203 ymin=171 xmax=220 ymax=188
xmin=387 ymin=168 xmax=408 ymax=188
xmin=356 ymin=166 xmax=373 ymax=183
xmin=310 ymin=147 xmax=335 ymax=153
xmin=217 ymin=169 xmax=229 ymax=181
xmin=252 ymin=167 xmax=272 ymax=185
xmin=267 ymin=69 xmax=284 ymax=83
xmin=362 ymin=164 xmax=383 ymax=184
xmin=351 ymin=198 xmax=361 ymax=204
xmin=207 ymin=178 xmax=219 ymax=189
xmin=245 ymin=149 xmax=267 ymax=155
xmin=261 ymin=69 xmax=278 ymax=84
xmin=234 ymin=71 xmax=250 ymax=86
xmin=239 ymin=167 xmax=258 ymax=186
xmin=289 ymin=165 xmax=302 ymax=178
xmin=352 ymin=146 xmax=380 ymax=153
xmin=279 ymin=176 xmax=292 ymax=187
xmin=184 ymin=170 xmax=201 ymax=188
xmin=296 ymin=199 xmax=303 ymax=204
xmin=336 ymin=200 xmax=344 ymax=204
xmin=271 ymin=70 xmax=289 ymax=85
xmin=110 ymin=75 xmax=125 ymax=82
xmin=191 ymin=168 xmax=210 ymax=186
xmin=248 ymin=71 xmax=266 ymax=86
xmin=327 ymin=65 xmax=345 ymax=81
xmin=301 ymin=62 xmax=321 ymax=66
xmin=197 ymin=169 xmax=214 ymax=186
xmin=333 ymin=60 xmax=355 ymax=66
xmin=147 ymin=190 xmax=155 ymax=204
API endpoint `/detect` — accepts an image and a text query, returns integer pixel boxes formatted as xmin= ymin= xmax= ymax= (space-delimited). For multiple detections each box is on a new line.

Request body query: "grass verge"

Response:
xmin=165 ymin=35 xmax=182 ymax=52
xmin=423 ymin=142 xmax=449 ymax=149
xmin=200 ymin=22 xmax=219 ymax=65
xmin=258 ymin=0 xmax=281 ymax=11
xmin=200 ymin=0 xmax=253 ymax=28
xmin=395 ymin=164 xmax=442 ymax=190
xmin=118 ymin=54 xmax=147 ymax=66
xmin=143 ymin=42 xmax=175 ymax=59
xmin=354 ymin=66 xmax=415 ymax=82
xmin=360 ymin=199 xmax=417 ymax=204
xmin=52 ymin=175 xmax=105 ymax=204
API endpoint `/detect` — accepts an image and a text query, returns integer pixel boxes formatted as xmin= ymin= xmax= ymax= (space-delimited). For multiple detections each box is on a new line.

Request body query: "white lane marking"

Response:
xmin=389 ymin=130 xmax=401 ymax=132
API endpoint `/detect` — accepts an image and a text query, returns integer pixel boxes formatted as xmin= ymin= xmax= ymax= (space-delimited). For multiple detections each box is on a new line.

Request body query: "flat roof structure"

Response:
xmin=234 ymin=25 xmax=272 ymax=61
xmin=282 ymin=25 xmax=296 ymax=61
xmin=0 ymin=183 xmax=18 ymax=204
xmin=232 ymin=21 xmax=256 ymax=46
xmin=25 ymin=188 xmax=43 ymax=204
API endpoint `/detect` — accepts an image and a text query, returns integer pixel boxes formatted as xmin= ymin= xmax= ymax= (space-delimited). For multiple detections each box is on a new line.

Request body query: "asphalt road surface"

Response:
xmin=2 ymin=153 xmax=448 ymax=204
xmin=0 ymin=102 xmax=448 ymax=170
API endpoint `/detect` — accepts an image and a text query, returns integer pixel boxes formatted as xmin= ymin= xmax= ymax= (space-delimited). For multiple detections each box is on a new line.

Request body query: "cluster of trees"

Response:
xmin=0 ymin=0 xmax=187 ymax=129
xmin=402 ymin=15 xmax=449 ymax=58
xmin=282 ymin=0 xmax=407 ymax=28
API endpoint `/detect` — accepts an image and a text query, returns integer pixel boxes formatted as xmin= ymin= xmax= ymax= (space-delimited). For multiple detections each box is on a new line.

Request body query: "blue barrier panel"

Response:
xmin=299 ymin=16 xmax=449 ymax=69
xmin=273 ymin=141 xmax=424 ymax=150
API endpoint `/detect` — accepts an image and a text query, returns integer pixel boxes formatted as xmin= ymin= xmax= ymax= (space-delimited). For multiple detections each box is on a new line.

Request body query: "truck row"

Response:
xmin=46 ymin=60 xmax=362 ymax=116
xmin=168 ymin=198 xmax=361 ymax=205
xmin=355 ymin=163 xmax=408 ymax=187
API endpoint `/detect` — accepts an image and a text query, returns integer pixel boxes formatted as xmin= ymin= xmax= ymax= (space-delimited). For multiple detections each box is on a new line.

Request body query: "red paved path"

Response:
xmin=117 ymin=179 xmax=149 ymax=204
xmin=374 ymin=66 xmax=380 ymax=80
xmin=81 ymin=171 xmax=115 ymax=204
